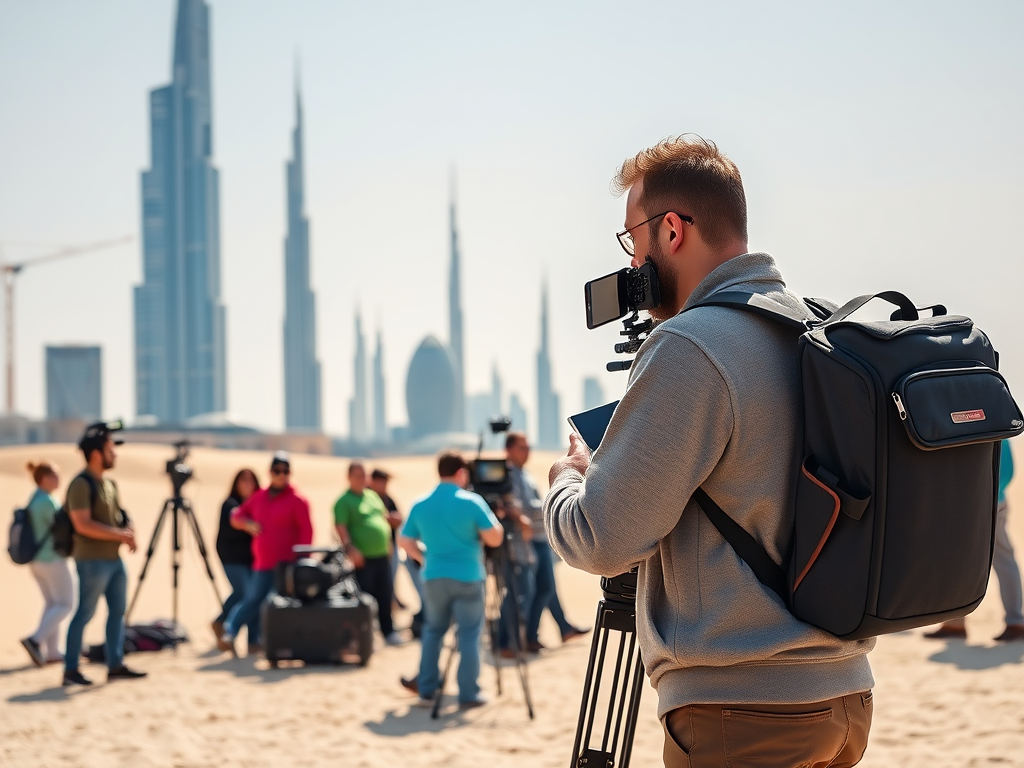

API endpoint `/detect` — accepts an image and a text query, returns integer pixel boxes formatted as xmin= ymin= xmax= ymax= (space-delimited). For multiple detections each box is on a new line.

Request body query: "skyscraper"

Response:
xmin=583 ymin=376 xmax=605 ymax=411
xmin=349 ymin=310 xmax=368 ymax=443
xmin=135 ymin=0 xmax=227 ymax=424
xmin=46 ymin=346 xmax=102 ymax=422
xmin=536 ymin=282 xmax=562 ymax=448
xmin=509 ymin=392 xmax=528 ymax=441
xmin=448 ymin=179 xmax=465 ymax=431
xmin=282 ymin=78 xmax=322 ymax=432
xmin=372 ymin=330 xmax=387 ymax=442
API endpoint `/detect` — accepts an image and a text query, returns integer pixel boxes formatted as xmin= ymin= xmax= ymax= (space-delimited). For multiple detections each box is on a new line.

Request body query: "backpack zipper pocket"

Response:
xmin=893 ymin=364 xmax=1024 ymax=450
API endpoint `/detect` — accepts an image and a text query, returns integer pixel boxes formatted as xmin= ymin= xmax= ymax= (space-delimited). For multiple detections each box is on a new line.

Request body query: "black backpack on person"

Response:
xmin=688 ymin=290 xmax=1024 ymax=640
xmin=7 ymin=506 xmax=48 ymax=564
xmin=53 ymin=470 xmax=130 ymax=559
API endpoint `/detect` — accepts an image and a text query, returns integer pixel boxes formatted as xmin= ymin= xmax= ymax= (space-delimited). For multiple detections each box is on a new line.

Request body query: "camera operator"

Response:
xmin=545 ymin=136 xmax=874 ymax=767
xmin=218 ymin=452 xmax=312 ymax=657
xmin=397 ymin=452 xmax=503 ymax=709
xmin=63 ymin=422 xmax=147 ymax=686
xmin=505 ymin=431 xmax=589 ymax=653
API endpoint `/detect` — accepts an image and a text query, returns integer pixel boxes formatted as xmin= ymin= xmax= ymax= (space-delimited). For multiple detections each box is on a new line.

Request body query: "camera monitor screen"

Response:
xmin=567 ymin=400 xmax=620 ymax=452
xmin=585 ymin=269 xmax=628 ymax=329
xmin=474 ymin=459 xmax=507 ymax=484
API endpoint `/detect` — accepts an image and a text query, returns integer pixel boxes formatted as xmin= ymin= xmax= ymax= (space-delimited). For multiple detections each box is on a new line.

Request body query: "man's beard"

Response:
xmin=646 ymin=239 xmax=678 ymax=321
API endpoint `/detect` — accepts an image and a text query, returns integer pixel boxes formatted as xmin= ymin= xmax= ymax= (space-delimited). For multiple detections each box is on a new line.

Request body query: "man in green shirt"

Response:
xmin=63 ymin=422 xmax=147 ymax=686
xmin=334 ymin=461 xmax=404 ymax=645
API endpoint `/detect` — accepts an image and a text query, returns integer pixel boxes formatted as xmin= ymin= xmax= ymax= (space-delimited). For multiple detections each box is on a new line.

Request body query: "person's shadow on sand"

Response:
xmin=365 ymin=706 xmax=472 ymax=736
xmin=8 ymin=684 xmax=101 ymax=704
xmin=195 ymin=654 xmax=362 ymax=682
xmin=927 ymin=640 xmax=1024 ymax=670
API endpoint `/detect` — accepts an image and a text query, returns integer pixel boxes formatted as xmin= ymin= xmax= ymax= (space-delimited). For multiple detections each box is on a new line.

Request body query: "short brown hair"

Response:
xmin=505 ymin=431 xmax=527 ymax=450
xmin=437 ymin=451 xmax=467 ymax=478
xmin=347 ymin=461 xmax=365 ymax=477
xmin=613 ymin=134 xmax=747 ymax=250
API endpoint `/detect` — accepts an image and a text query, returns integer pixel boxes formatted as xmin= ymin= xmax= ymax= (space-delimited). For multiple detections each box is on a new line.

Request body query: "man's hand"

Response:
xmin=347 ymin=546 xmax=365 ymax=569
xmin=246 ymin=520 xmax=262 ymax=537
xmin=120 ymin=528 xmax=137 ymax=553
xmin=548 ymin=433 xmax=592 ymax=485
xmin=386 ymin=510 xmax=402 ymax=530
xmin=519 ymin=516 xmax=534 ymax=541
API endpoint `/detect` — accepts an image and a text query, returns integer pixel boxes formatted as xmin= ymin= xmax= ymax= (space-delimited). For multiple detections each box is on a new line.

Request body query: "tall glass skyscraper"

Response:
xmin=448 ymin=183 xmax=465 ymax=431
xmin=536 ymin=281 xmax=561 ymax=448
xmin=283 ymin=82 xmax=322 ymax=431
xmin=134 ymin=0 xmax=227 ymax=424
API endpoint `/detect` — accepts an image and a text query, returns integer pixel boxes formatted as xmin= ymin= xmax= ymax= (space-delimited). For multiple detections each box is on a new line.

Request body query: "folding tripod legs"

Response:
xmin=571 ymin=573 xmax=644 ymax=768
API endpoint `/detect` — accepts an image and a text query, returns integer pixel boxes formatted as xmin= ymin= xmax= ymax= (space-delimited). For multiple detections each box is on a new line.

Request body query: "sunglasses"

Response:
xmin=270 ymin=467 xmax=291 ymax=476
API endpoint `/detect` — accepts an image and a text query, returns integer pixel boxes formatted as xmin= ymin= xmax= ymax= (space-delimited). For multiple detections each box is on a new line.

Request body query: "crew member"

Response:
xmin=335 ymin=462 xmax=405 ymax=645
xmin=506 ymin=431 xmax=588 ymax=653
xmin=398 ymin=451 xmax=503 ymax=708
xmin=545 ymin=136 xmax=874 ymax=767
xmin=218 ymin=452 xmax=312 ymax=657
xmin=63 ymin=422 xmax=147 ymax=686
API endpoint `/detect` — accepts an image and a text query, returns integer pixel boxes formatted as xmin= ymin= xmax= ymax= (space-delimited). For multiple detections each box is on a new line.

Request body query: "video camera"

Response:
xmin=469 ymin=416 xmax=515 ymax=507
xmin=165 ymin=440 xmax=193 ymax=496
xmin=584 ymin=260 xmax=663 ymax=372
xmin=275 ymin=547 xmax=353 ymax=603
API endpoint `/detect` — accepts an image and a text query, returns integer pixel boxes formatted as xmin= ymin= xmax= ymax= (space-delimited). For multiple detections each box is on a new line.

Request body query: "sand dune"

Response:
xmin=2 ymin=442 xmax=1024 ymax=767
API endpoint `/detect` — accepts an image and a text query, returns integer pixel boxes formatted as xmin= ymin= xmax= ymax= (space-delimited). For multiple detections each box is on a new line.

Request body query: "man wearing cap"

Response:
xmin=334 ymin=462 xmax=405 ymax=645
xmin=218 ymin=452 xmax=313 ymax=656
xmin=63 ymin=422 xmax=147 ymax=686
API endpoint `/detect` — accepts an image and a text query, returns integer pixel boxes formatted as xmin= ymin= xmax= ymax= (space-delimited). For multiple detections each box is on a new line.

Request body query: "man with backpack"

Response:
xmin=62 ymin=422 xmax=147 ymax=686
xmin=545 ymin=136 xmax=874 ymax=766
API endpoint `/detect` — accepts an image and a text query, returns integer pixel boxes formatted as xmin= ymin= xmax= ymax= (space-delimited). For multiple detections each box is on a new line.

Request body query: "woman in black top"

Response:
xmin=212 ymin=469 xmax=259 ymax=641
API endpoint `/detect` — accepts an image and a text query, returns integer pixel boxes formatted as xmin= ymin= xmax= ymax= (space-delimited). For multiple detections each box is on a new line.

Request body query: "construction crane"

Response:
xmin=1 ymin=235 xmax=133 ymax=414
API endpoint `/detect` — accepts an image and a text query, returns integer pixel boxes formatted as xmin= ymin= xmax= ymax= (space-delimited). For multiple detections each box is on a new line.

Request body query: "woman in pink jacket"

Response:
xmin=217 ymin=452 xmax=312 ymax=656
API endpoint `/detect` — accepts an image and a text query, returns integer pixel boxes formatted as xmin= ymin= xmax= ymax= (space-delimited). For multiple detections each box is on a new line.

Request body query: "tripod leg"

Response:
xmin=432 ymin=625 xmax=459 ymax=720
xmin=496 ymin=548 xmax=535 ymax=720
xmin=126 ymin=500 xmax=172 ymax=622
xmin=183 ymin=499 xmax=224 ymax=606
xmin=571 ymin=597 xmax=642 ymax=768
xmin=485 ymin=558 xmax=504 ymax=696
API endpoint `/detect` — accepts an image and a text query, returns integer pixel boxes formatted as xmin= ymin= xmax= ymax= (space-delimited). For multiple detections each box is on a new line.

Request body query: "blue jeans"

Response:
xmin=418 ymin=579 xmax=485 ymax=703
xmin=527 ymin=539 xmax=574 ymax=643
xmin=223 ymin=569 xmax=274 ymax=644
xmin=65 ymin=558 xmax=127 ymax=672
xmin=215 ymin=563 xmax=252 ymax=626
xmin=498 ymin=558 xmax=536 ymax=650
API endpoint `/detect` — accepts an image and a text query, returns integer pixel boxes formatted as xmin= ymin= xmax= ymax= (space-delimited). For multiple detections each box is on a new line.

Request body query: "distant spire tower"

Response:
xmin=282 ymin=70 xmax=322 ymax=431
xmin=536 ymin=280 xmax=561 ymax=448
xmin=448 ymin=171 xmax=466 ymax=431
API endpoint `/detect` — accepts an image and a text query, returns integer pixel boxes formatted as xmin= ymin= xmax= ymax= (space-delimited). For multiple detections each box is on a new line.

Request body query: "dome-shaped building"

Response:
xmin=405 ymin=336 xmax=460 ymax=437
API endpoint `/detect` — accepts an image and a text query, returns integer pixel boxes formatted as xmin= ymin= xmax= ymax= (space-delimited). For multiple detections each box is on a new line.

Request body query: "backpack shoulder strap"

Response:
xmin=688 ymin=291 xmax=816 ymax=332
xmin=692 ymin=488 xmax=789 ymax=607
xmin=67 ymin=471 xmax=100 ymax=512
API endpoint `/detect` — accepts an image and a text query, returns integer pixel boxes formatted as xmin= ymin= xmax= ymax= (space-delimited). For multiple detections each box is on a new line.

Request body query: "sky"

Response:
xmin=1 ymin=0 xmax=1022 ymax=439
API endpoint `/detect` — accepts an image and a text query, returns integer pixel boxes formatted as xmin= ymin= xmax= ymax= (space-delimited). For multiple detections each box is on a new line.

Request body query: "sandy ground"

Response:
xmin=2 ymin=442 xmax=1024 ymax=767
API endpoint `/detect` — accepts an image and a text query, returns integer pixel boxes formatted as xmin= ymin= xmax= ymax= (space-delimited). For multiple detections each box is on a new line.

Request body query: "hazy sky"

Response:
xmin=1 ymin=0 xmax=1022 ymax=438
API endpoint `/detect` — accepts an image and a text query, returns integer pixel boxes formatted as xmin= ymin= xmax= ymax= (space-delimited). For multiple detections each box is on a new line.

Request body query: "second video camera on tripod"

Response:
xmin=165 ymin=440 xmax=193 ymax=496
xmin=274 ymin=547 xmax=353 ymax=603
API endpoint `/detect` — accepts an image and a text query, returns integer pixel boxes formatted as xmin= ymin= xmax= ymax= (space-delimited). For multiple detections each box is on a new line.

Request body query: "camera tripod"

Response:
xmin=126 ymin=490 xmax=223 ymax=624
xmin=431 ymin=532 xmax=535 ymax=720
xmin=571 ymin=568 xmax=644 ymax=768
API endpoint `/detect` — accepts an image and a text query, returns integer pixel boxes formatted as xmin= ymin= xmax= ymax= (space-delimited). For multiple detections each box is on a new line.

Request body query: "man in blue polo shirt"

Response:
xmin=398 ymin=451 xmax=503 ymax=709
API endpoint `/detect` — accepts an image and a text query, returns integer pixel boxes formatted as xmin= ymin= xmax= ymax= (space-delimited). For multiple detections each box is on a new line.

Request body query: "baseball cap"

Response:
xmin=270 ymin=451 xmax=291 ymax=469
xmin=370 ymin=468 xmax=391 ymax=481
xmin=78 ymin=420 xmax=125 ymax=453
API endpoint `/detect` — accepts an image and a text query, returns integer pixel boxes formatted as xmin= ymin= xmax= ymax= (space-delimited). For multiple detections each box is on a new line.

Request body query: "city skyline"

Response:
xmin=3 ymin=2 xmax=1021 ymax=441
xmin=134 ymin=0 xmax=227 ymax=425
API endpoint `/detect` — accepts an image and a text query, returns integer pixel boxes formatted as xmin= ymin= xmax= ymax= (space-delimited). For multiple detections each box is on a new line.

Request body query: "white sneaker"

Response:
xmin=384 ymin=631 xmax=407 ymax=646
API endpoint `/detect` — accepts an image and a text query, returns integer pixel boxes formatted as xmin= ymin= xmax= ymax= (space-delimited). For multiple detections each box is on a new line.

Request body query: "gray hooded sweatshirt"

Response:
xmin=545 ymin=252 xmax=874 ymax=717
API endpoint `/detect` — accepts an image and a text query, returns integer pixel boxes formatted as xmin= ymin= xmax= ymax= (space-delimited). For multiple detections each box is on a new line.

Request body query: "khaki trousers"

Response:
xmin=662 ymin=691 xmax=873 ymax=768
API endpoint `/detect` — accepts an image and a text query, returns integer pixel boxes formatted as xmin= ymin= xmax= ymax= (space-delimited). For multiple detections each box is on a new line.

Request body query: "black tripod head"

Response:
xmin=165 ymin=440 xmax=193 ymax=498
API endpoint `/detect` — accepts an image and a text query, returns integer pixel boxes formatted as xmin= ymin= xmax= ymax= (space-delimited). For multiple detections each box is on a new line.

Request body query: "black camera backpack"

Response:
xmin=689 ymin=290 xmax=1024 ymax=640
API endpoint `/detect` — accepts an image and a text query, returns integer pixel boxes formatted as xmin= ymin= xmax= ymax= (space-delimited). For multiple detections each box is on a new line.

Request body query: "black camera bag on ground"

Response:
xmin=84 ymin=619 xmax=189 ymax=662
xmin=688 ymin=290 xmax=1024 ymax=640
xmin=261 ymin=578 xmax=375 ymax=667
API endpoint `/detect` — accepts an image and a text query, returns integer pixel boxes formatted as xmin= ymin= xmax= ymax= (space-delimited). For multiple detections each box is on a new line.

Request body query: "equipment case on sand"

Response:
xmin=261 ymin=589 xmax=375 ymax=667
